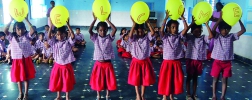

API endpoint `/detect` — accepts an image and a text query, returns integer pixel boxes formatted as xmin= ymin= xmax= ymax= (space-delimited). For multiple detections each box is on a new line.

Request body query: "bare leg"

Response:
xmin=17 ymin=82 xmax=23 ymax=99
xmin=221 ymin=78 xmax=228 ymax=99
xmin=212 ymin=77 xmax=219 ymax=100
xmin=186 ymin=75 xmax=192 ymax=96
xmin=141 ymin=85 xmax=145 ymax=100
xmin=96 ymin=91 xmax=100 ymax=100
xmin=66 ymin=92 xmax=70 ymax=100
xmin=106 ymin=90 xmax=110 ymax=97
xmin=192 ymin=75 xmax=198 ymax=96
xmin=162 ymin=95 xmax=167 ymax=100
xmin=23 ymin=81 xmax=29 ymax=99
xmin=169 ymin=94 xmax=174 ymax=100
xmin=56 ymin=91 xmax=61 ymax=99
xmin=135 ymin=86 xmax=140 ymax=100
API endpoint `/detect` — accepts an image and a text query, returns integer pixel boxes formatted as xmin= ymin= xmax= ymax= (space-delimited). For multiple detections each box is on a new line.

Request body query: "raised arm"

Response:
xmin=237 ymin=20 xmax=246 ymax=37
xmin=160 ymin=10 xmax=170 ymax=37
xmin=88 ymin=13 xmax=97 ymax=36
xmin=106 ymin=14 xmax=117 ymax=37
xmin=25 ymin=17 xmax=34 ymax=36
xmin=185 ymin=16 xmax=195 ymax=33
xmin=212 ymin=12 xmax=222 ymax=37
xmin=4 ymin=18 xmax=13 ymax=36
xmin=48 ymin=19 xmax=53 ymax=39
xmin=180 ymin=9 xmax=189 ymax=36
xmin=146 ymin=19 xmax=154 ymax=36
xmin=205 ymin=21 xmax=213 ymax=39
xmin=129 ymin=16 xmax=136 ymax=39
xmin=66 ymin=18 xmax=75 ymax=39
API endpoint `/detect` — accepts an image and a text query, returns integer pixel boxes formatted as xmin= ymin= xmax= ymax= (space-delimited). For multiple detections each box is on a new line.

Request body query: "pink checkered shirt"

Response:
xmin=35 ymin=40 xmax=45 ymax=51
xmin=162 ymin=32 xmax=185 ymax=60
xmin=31 ymin=45 xmax=36 ymax=55
xmin=75 ymin=33 xmax=84 ymax=41
xmin=211 ymin=33 xmax=239 ymax=60
xmin=91 ymin=33 xmax=115 ymax=60
xmin=185 ymin=34 xmax=209 ymax=60
xmin=130 ymin=32 xmax=154 ymax=60
xmin=48 ymin=37 xmax=76 ymax=65
xmin=42 ymin=47 xmax=53 ymax=58
xmin=7 ymin=32 xmax=33 ymax=59
xmin=44 ymin=31 xmax=48 ymax=40
xmin=0 ymin=39 xmax=6 ymax=56
xmin=120 ymin=40 xmax=130 ymax=52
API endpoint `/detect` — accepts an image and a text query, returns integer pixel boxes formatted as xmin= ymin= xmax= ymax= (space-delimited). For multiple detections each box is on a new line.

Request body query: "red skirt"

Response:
xmin=207 ymin=51 xmax=212 ymax=60
xmin=118 ymin=48 xmax=126 ymax=53
xmin=49 ymin=63 xmax=76 ymax=92
xmin=89 ymin=61 xmax=117 ymax=91
xmin=11 ymin=57 xmax=36 ymax=82
xmin=121 ymin=52 xmax=132 ymax=58
xmin=158 ymin=60 xmax=184 ymax=95
xmin=128 ymin=58 xmax=156 ymax=86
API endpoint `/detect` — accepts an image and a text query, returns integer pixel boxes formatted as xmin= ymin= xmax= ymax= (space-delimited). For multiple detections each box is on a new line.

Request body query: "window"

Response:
xmin=205 ymin=0 xmax=215 ymax=10
xmin=2 ymin=0 xmax=12 ymax=24
xmin=30 ymin=0 xmax=47 ymax=19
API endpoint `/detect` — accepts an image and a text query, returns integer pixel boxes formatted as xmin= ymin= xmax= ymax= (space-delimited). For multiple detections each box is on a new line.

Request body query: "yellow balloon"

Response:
xmin=92 ymin=0 xmax=111 ymax=22
xmin=9 ymin=0 xmax=29 ymax=22
xmin=222 ymin=3 xmax=242 ymax=26
xmin=130 ymin=1 xmax=150 ymax=24
xmin=192 ymin=1 xmax=213 ymax=25
xmin=166 ymin=0 xmax=184 ymax=20
xmin=50 ymin=5 xmax=69 ymax=28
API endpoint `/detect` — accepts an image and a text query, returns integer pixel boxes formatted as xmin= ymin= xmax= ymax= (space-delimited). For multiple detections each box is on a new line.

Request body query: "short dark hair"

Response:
xmin=76 ymin=28 xmax=80 ymax=30
xmin=45 ymin=25 xmax=49 ymax=27
xmin=134 ymin=24 xmax=145 ymax=30
xmin=38 ymin=32 xmax=45 ymax=37
xmin=191 ymin=24 xmax=202 ymax=33
xmin=166 ymin=20 xmax=179 ymax=27
xmin=50 ymin=1 xmax=55 ymax=4
xmin=218 ymin=21 xmax=231 ymax=30
xmin=95 ymin=22 xmax=108 ymax=30
xmin=56 ymin=26 xmax=66 ymax=34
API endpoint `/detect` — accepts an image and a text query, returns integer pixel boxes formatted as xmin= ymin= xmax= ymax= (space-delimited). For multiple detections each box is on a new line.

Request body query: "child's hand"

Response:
xmin=205 ymin=21 xmax=209 ymax=25
xmin=66 ymin=18 xmax=70 ymax=24
xmin=92 ymin=12 xmax=97 ymax=20
xmin=181 ymin=8 xmax=185 ymax=18
xmin=165 ymin=10 xmax=170 ymax=19
xmin=191 ymin=16 xmax=197 ymax=24
xmin=130 ymin=16 xmax=136 ymax=24
xmin=106 ymin=13 xmax=111 ymax=21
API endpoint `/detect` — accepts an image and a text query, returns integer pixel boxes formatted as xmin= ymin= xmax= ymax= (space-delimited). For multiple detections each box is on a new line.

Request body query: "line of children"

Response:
xmin=2 ymin=8 xmax=246 ymax=100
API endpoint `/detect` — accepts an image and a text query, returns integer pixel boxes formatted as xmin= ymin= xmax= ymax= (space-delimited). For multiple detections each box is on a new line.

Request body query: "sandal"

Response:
xmin=22 ymin=94 xmax=28 ymax=100
xmin=16 ymin=93 xmax=23 ymax=100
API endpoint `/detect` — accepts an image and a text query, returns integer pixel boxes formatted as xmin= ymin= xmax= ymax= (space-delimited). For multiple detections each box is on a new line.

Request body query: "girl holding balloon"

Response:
xmin=89 ymin=13 xmax=117 ymax=100
xmin=4 ymin=17 xmax=36 ymax=100
xmin=158 ymin=10 xmax=188 ymax=100
xmin=210 ymin=12 xmax=246 ymax=100
xmin=184 ymin=17 xmax=212 ymax=100
xmin=48 ymin=18 xmax=76 ymax=100
xmin=127 ymin=17 xmax=156 ymax=100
